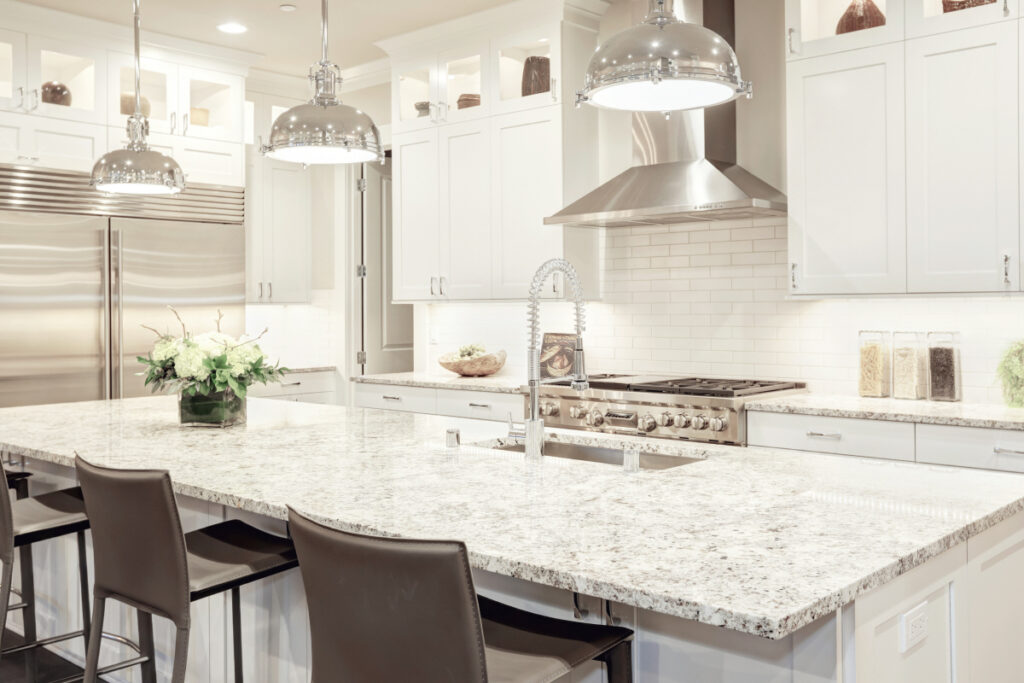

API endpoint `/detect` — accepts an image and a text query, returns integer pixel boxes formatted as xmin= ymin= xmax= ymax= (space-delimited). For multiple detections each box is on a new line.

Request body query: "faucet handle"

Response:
xmin=571 ymin=379 xmax=589 ymax=392
xmin=507 ymin=412 xmax=527 ymax=443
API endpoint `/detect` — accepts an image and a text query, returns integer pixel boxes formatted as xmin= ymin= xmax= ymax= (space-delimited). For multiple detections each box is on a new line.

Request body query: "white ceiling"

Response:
xmin=24 ymin=0 xmax=516 ymax=75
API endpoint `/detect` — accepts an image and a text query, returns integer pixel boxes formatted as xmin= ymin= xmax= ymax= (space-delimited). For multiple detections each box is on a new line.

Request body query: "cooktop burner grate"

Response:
xmin=630 ymin=378 xmax=799 ymax=397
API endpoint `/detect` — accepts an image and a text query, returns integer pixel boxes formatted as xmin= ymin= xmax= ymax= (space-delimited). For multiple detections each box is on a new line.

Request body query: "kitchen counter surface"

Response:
xmin=2 ymin=397 xmax=1024 ymax=640
xmin=747 ymin=393 xmax=1024 ymax=431
xmin=353 ymin=371 xmax=526 ymax=394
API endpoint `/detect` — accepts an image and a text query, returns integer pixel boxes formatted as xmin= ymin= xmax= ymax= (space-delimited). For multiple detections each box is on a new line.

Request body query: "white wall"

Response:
xmin=421 ymin=218 xmax=1021 ymax=405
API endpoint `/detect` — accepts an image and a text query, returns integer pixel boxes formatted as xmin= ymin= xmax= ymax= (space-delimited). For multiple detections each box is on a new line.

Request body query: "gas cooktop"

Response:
xmin=543 ymin=375 xmax=806 ymax=445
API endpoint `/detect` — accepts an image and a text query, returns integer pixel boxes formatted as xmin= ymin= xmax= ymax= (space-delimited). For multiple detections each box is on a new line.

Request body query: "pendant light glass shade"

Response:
xmin=91 ymin=0 xmax=184 ymax=195
xmin=261 ymin=0 xmax=383 ymax=165
xmin=577 ymin=0 xmax=751 ymax=112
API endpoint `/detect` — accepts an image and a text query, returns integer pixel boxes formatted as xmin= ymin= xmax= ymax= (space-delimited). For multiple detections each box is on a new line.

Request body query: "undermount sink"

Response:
xmin=493 ymin=441 xmax=700 ymax=471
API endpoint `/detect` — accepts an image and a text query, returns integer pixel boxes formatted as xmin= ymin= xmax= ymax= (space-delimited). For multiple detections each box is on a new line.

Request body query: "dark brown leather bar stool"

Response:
xmin=288 ymin=506 xmax=635 ymax=683
xmin=76 ymin=456 xmax=298 ymax=683
xmin=0 ymin=458 xmax=91 ymax=683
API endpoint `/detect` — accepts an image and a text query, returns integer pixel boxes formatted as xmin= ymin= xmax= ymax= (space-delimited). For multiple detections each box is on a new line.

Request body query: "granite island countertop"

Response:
xmin=747 ymin=393 xmax=1024 ymax=431
xmin=2 ymin=397 xmax=1024 ymax=641
xmin=353 ymin=371 xmax=526 ymax=394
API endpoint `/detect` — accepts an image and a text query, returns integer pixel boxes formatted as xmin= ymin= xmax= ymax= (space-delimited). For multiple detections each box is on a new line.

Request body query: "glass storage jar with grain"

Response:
xmin=859 ymin=331 xmax=891 ymax=398
xmin=893 ymin=332 xmax=927 ymax=400
xmin=927 ymin=332 xmax=962 ymax=402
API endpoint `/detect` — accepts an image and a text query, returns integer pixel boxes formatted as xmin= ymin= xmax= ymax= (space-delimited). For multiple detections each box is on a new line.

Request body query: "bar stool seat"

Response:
xmin=480 ymin=595 xmax=634 ymax=682
xmin=12 ymin=488 xmax=89 ymax=545
xmin=186 ymin=519 xmax=298 ymax=600
xmin=6 ymin=471 xmax=31 ymax=500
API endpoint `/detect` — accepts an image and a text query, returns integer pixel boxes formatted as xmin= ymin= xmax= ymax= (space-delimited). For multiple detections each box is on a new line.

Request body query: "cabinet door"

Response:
xmin=491 ymin=25 xmax=562 ymax=115
xmin=24 ymin=117 xmax=105 ymax=172
xmin=107 ymin=52 xmax=179 ymax=135
xmin=25 ymin=35 xmax=106 ymax=124
xmin=392 ymin=58 xmax=438 ymax=134
xmin=787 ymin=45 xmax=907 ymax=294
xmin=490 ymin=106 xmax=564 ymax=299
xmin=244 ymin=148 xmax=264 ymax=303
xmin=0 ymin=111 xmax=28 ymax=164
xmin=178 ymin=66 xmax=243 ymax=143
xmin=174 ymin=137 xmax=244 ymax=187
xmin=262 ymin=159 xmax=311 ymax=304
xmin=438 ymin=41 xmax=490 ymax=125
xmin=439 ymin=120 xmax=492 ymax=300
xmin=0 ymin=28 xmax=26 ymax=113
xmin=906 ymin=23 xmax=1019 ymax=293
xmin=392 ymin=129 xmax=441 ymax=301
xmin=906 ymin=0 xmax=1018 ymax=38
xmin=785 ymin=0 xmax=905 ymax=61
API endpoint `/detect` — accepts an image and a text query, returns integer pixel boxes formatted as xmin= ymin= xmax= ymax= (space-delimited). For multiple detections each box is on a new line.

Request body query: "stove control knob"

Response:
xmin=568 ymin=404 xmax=586 ymax=419
xmin=673 ymin=414 xmax=692 ymax=429
xmin=540 ymin=401 xmax=560 ymax=417
xmin=656 ymin=412 xmax=674 ymax=427
xmin=639 ymin=414 xmax=657 ymax=433
xmin=586 ymin=410 xmax=605 ymax=427
xmin=691 ymin=415 xmax=709 ymax=430
xmin=710 ymin=416 xmax=729 ymax=432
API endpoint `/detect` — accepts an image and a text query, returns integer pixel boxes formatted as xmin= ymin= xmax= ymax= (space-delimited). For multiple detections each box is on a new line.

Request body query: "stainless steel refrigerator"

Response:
xmin=0 ymin=168 xmax=245 ymax=408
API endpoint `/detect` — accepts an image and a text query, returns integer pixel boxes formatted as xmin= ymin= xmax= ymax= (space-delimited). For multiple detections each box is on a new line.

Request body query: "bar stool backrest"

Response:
xmin=76 ymin=456 xmax=190 ymax=629
xmin=287 ymin=507 xmax=489 ymax=683
xmin=0 ymin=457 xmax=11 ymax=567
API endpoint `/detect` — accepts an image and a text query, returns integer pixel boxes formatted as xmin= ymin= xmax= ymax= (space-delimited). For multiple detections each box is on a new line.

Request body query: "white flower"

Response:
xmin=151 ymin=337 xmax=182 ymax=363
xmin=193 ymin=331 xmax=235 ymax=357
xmin=173 ymin=342 xmax=210 ymax=381
xmin=227 ymin=338 xmax=264 ymax=376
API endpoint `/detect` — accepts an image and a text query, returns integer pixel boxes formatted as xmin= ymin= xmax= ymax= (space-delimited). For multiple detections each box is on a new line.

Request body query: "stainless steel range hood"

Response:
xmin=545 ymin=0 xmax=786 ymax=228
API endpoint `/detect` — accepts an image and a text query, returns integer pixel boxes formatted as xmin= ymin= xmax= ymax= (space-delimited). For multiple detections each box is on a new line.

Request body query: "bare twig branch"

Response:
xmin=214 ymin=309 xmax=224 ymax=333
xmin=229 ymin=327 xmax=269 ymax=349
xmin=168 ymin=305 xmax=188 ymax=338
xmin=140 ymin=324 xmax=165 ymax=339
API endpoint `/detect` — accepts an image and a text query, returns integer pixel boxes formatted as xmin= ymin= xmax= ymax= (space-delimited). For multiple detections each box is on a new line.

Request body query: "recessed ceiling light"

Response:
xmin=217 ymin=22 xmax=248 ymax=34
xmin=279 ymin=3 xmax=297 ymax=11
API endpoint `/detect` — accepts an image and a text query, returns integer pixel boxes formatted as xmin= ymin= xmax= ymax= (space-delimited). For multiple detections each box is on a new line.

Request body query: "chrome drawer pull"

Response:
xmin=994 ymin=446 xmax=1024 ymax=457
xmin=468 ymin=403 xmax=491 ymax=409
xmin=382 ymin=395 xmax=402 ymax=402
xmin=807 ymin=431 xmax=842 ymax=440
xmin=281 ymin=381 xmax=302 ymax=387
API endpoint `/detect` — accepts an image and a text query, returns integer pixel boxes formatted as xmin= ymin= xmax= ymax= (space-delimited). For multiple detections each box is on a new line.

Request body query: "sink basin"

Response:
xmin=493 ymin=441 xmax=700 ymax=471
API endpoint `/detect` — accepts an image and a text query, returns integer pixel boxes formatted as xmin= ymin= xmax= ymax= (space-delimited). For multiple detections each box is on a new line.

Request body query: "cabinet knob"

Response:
xmin=170 ymin=111 xmax=176 ymax=134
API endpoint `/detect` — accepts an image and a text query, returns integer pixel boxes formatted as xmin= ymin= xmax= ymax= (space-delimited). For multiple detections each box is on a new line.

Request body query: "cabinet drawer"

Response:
xmin=435 ymin=389 xmax=525 ymax=422
xmin=354 ymin=384 xmax=437 ymax=414
xmin=747 ymin=412 xmax=915 ymax=461
xmin=917 ymin=424 xmax=1024 ymax=473
xmin=266 ymin=392 xmax=336 ymax=405
xmin=249 ymin=371 xmax=336 ymax=398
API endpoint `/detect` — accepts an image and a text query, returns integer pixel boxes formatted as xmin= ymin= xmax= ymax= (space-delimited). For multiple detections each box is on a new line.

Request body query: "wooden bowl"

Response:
xmin=438 ymin=350 xmax=507 ymax=377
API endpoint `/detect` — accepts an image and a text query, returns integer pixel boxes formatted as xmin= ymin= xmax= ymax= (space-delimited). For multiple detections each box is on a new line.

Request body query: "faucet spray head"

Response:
xmin=570 ymin=336 xmax=588 ymax=392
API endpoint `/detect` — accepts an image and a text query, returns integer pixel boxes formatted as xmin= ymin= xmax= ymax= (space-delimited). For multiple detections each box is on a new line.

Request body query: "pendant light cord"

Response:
xmin=321 ymin=0 xmax=329 ymax=66
xmin=133 ymin=0 xmax=142 ymax=117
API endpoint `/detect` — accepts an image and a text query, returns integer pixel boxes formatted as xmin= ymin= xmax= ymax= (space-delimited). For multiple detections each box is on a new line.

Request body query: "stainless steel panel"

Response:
xmin=0 ymin=164 xmax=244 ymax=224
xmin=0 ymin=211 xmax=107 ymax=407
xmin=113 ymin=218 xmax=245 ymax=399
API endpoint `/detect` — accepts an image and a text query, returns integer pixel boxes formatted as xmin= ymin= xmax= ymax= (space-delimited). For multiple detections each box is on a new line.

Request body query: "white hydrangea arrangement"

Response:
xmin=138 ymin=308 xmax=286 ymax=399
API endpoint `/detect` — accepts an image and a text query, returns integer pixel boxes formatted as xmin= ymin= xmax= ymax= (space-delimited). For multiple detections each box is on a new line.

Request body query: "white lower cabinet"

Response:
xmin=354 ymin=383 xmax=439 ymax=414
xmin=249 ymin=371 xmax=337 ymax=405
xmin=354 ymin=384 xmax=525 ymax=421
xmin=747 ymin=412 xmax=916 ymax=461
xmin=916 ymin=423 xmax=1024 ymax=473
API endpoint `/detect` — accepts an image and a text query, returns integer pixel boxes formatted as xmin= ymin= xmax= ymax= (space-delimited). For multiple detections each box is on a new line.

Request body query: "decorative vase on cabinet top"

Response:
xmin=836 ymin=0 xmax=886 ymax=35
xmin=40 ymin=81 xmax=71 ymax=106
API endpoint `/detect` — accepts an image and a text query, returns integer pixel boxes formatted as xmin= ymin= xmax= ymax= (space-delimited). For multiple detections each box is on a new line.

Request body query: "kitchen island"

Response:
xmin=2 ymin=397 xmax=1024 ymax=682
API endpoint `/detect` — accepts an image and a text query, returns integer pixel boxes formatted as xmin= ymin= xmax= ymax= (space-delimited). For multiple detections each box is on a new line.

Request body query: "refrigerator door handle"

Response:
xmin=102 ymin=225 xmax=112 ymax=400
xmin=110 ymin=226 xmax=124 ymax=399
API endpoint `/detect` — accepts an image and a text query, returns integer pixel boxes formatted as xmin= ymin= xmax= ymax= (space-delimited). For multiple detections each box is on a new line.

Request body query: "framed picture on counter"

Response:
xmin=540 ymin=333 xmax=576 ymax=379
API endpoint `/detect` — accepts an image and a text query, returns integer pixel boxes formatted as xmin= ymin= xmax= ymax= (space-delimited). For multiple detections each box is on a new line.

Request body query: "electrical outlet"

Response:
xmin=898 ymin=601 xmax=928 ymax=653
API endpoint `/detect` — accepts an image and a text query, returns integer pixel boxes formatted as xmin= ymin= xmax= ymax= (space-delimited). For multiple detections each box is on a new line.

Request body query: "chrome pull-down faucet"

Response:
xmin=516 ymin=259 xmax=589 ymax=459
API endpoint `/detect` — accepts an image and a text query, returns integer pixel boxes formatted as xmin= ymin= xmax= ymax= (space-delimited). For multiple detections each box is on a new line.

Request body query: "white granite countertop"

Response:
xmin=748 ymin=393 xmax=1024 ymax=431
xmin=353 ymin=371 xmax=526 ymax=394
xmin=3 ymin=397 xmax=1024 ymax=641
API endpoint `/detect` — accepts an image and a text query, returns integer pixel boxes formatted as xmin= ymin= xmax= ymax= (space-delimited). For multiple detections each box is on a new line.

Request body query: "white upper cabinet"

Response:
xmin=107 ymin=53 xmax=179 ymax=135
xmin=0 ymin=110 xmax=105 ymax=172
xmin=0 ymin=28 xmax=26 ymax=113
xmin=25 ymin=35 xmax=107 ymax=124
xmin=787 ymin=44 xmax=907 ymax=294
xmin=906 ymin=23 xmax=1019 ymax=292
xmin=491 ymin=25 xmax=561 ymax=115
xmin=392 ymin=40 xmax=489 ymax=135
xmin=785 ymin=0 xmax=905 ymax=60
xmin=490 ymin=105 xmax=565 ymax=299
xmin=439 ymin=119 xmax=492 ymax=300
xmin=905 ymin=0 xmax=1019 ymax=38
xmin=177 ymin=66 xmax=244 ymax=143
xmin=392 ymin=128 xmax=441 ymax=301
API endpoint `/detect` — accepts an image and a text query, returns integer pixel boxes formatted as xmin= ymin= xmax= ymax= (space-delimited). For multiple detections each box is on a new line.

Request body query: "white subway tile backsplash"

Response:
xmin=421 ymin=219 xmax=1024 ymax=405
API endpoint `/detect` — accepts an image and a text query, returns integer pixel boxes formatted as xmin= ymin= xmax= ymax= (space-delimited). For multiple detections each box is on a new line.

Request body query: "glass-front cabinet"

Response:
xmin=392 ymin=42 xmax=490 ymax=134
xmin=107 ymin=53 xmax=178 ymax=134
xmin=0 ymin=29 xmax=26 ymax=113
xmin=491 ymin=26 xmax=560 ymax=115
xmin=25 ymin=35 xmax=106 ymax=124
xmin=905 ymin=0 xmax=1017 ymax=37
xmin=394 ymin=59 xmax=436 ymax=132
xmin=178 ymin=66 xmax=243 ymax=143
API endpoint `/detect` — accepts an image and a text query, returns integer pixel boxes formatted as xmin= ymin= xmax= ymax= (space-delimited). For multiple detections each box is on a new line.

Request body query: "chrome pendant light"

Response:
xmin=577 ymin=0 xmax=751 ymax=112
xmin=261 ymin=0 xmax=383 ymax=165
xmin=91 ymin=0 xmax=184 ymax=195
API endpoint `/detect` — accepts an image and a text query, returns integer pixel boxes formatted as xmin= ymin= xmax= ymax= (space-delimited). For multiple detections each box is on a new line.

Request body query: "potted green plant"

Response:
xmin=137 ymin=308 xmax=287 ymax=427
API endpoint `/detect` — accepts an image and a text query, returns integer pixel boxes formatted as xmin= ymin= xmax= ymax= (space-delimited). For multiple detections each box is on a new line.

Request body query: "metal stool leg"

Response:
xmin=76 ymin=531 xmax=91 ymax=640
xmin=0 ymin=559 xmax=12 ymax=653
xmin=601 ymin=640 xmax=634 ymax=683
xmin=232 ymin=586 xmax=243 ymax=683
xmin=137 ymin=609 xmax=157 ymax=683
xmin=18 ymin=543 xmax=36 ymax=682
xmin=171 ymin=625 xmax=190 ymax=683
xmin=83 ymin=594 xmax=106 ymax=682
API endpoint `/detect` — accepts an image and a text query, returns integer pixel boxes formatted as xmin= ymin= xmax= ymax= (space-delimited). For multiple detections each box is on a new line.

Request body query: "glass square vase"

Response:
xmin=178 ymin=389 xmax=246 ymax=427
